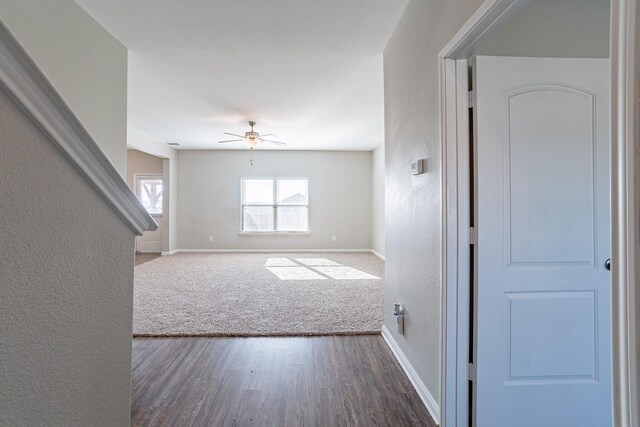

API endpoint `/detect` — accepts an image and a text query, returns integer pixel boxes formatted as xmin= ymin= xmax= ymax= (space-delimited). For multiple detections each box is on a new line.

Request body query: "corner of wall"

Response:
xmin=371 ymin=143 xmax=386 ymax=257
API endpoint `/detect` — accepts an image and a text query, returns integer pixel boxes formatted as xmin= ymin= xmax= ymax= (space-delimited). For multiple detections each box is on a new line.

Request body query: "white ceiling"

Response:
xmin=74 ymin=0 xmax=409 ymax=150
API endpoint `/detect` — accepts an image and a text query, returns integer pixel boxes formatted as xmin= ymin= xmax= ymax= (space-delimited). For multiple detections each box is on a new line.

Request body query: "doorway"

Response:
xmin=440 ymin=0 xmax=628 ymax=425
xmin=126 ymin=149 xmax=165 ymax=254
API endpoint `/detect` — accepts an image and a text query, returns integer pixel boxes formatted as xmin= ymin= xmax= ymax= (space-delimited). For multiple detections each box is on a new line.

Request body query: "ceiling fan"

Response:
xmin=218 ymin=121 xmax=287 ymax=149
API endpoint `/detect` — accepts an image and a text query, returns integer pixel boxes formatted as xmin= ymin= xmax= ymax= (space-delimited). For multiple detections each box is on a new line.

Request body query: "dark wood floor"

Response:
xmin=135 ymin=252 xmax=161 ymax=266
xmin=131 ymin=335 xmax=436 ymax=426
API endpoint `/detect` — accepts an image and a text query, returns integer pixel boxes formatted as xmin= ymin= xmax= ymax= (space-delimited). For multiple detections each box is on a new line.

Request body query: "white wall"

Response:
xmin=165 ymin=156 xmax=178 ymax=254
xmin=128 ymin=127 xmax=179 ymax=253
xmin=383 ymin=0 xmax=485 ymax=406
xmin=0 ymin=87 xmax=133 ymax=425
xmin=371 ymin=143 xmax=385 ymax=257
xmin=126 ymin=149 xmax=163 ymax=189
xmin=0 ymin=0 xmax=128 ymax=175
xmin=177 ymin=150 xmax=372 ymax=250
xmin=477 ymin=0 xmax=610 ymax=58
xmin=635 ymin=2 xmax=640 ymax=420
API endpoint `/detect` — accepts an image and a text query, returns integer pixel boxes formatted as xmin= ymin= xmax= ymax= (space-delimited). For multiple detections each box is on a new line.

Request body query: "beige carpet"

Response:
xmin=133 ymin=252 xmax=384 ymax=337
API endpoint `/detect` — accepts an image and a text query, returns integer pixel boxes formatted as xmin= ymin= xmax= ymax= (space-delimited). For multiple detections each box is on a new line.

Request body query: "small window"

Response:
xmin=136 ymin=175 xmax=163 ymax=215
xmin=241 ymin=178 xmax=308 ymax=232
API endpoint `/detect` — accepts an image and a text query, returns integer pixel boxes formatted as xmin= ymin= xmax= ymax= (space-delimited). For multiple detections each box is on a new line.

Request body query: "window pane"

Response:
xmin=277 ymin=179 xmax=308 ymax=205
xmin=138 ymin=178 xmax=163 ymax=214
xmin=243 ymin=206 xmax=274 ymax=231
xmin=277 ymin=206 xmax=308 ymax=231
xmin=243 ymin=179 xmax=274 ymax=204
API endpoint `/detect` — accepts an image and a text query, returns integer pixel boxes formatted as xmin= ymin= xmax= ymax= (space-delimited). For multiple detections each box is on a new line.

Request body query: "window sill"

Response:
xmin=239 ymin=231 xmax=310 ymax=236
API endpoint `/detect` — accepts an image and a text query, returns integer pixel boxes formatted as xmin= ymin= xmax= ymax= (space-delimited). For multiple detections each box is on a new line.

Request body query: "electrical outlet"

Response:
xmin=209 ymin=236 xmax=213 ymax=242
xmin=332 ymin=236 xmax=337 ymax=242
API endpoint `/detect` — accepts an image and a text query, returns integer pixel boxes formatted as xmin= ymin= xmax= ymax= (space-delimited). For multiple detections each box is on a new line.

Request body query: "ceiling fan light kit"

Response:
xmin=217 ymin=120 xmax=287 ymax=150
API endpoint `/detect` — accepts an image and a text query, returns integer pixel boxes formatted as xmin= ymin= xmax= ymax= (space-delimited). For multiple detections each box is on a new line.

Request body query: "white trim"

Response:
xmin=174 ymin=249 xmax=373 ymax=253
xmin=382 ymin=325 xmax=440 ymax=424
xmin=370 ymin=249 xmax=385 ymax=261
xmin=440 ymin=57 xmax=473 ymax=427
xmin=438 ymin=0 xmax=531 ymax=59
xmin=239 ymin=231 xmax=311 ymax=236
xmin=161 ymin=250 xmax=178 ymax=256
xmin=610 ymin=0 xmax=639 ymax=424
xmin=439 ymin=2 xmax=532 ymax=425
xmin=0 ymin=22 xmax=156 ymax=236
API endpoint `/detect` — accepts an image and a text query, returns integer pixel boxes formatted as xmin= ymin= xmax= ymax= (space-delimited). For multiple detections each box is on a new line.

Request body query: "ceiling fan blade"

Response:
xmin=258 ymin=133 xmax=276 ymax=138
xmin=262 ymin=139 xmax=287 ymax=146
xmin=217 ymin=139 xmax=242 ymax=143
xmin=224 ymin=132 xmax=245 ymax=138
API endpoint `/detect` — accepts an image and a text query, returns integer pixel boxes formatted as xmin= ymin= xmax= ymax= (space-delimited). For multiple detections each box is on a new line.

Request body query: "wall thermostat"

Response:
xmin=411 ymin=159 xmax=424 ymax=175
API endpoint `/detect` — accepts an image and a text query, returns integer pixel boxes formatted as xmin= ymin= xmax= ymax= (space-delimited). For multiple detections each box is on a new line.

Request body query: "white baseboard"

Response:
xmin=174 ymin=248 xmax=373 ymax=253
xmin=381 ymin=325 xmax=440 ymax=425
xmin=161 ymin=249 xmax=178 ymax=256
xmin=370 ymin=249 xmax=385 ymax=261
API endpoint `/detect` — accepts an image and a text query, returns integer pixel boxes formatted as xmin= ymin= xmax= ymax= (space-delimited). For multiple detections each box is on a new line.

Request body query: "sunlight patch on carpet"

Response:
xmin=264 ymin=257 xmax=299 ymax=267
xmin=264 ymin=257 xmax=380 ymax=280
xmin=314 ymin=266 xmax=379 ymax=280
xmin=266 ymin=266 xmax=327 ymax=280
xmin=294 ymin=258 xmax=341 ymax=266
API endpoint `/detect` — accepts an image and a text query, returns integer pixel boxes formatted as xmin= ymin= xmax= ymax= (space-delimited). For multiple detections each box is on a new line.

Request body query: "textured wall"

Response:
xmin=177 ymin=150 xmax=372 ymax=250
xmin=383 ymin=0 xmax=483 ymax=403
xmin=126 ymin=149 xmax=163 ymax=190
xmin=477 ymin=0 xmax=610 ymax=58
xmin=0 ymin=0 xmax=128 ymax=175
xmin=371 ymin=143 xmax=385 ymax=257
xmin=0 ymin=88 xmax=134 ymax=425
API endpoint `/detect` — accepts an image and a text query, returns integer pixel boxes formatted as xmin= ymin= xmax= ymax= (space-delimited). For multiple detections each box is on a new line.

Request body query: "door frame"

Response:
xmin=133 ymin=172 xmax=164 ymax=253
xmin=438 ymin=0 xmax=639 ymax=425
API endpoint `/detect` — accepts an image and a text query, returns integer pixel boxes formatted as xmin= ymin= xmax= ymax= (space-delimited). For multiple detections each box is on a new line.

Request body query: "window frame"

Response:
xmin=240 ymin=177 xmax=310 ymax=234
xmin=134 ymin=173 xmax=164 ymax=216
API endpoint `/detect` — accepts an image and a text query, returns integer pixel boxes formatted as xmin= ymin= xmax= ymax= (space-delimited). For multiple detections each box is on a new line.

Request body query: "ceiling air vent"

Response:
xmin=167 ymin=142 xmax=180 ymax=146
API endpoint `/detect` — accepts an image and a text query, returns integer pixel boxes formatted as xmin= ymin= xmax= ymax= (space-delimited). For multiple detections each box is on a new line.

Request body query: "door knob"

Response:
xmin=604 ymin=258 xmax=611 ymax=271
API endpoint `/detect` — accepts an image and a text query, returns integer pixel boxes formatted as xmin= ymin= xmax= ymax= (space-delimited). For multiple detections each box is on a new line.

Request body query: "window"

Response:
xmin=136 ymin=175 xmax=163 ymax=215
xmin=241 ymin=178 xmax=309 ymax=232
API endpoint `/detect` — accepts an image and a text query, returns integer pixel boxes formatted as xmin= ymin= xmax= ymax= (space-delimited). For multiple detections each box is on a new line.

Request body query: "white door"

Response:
xmin=473 ymin=56 xmax=610 ymax=426
xmin=135 ymin=174 xmax=163 ymax=253
xmin=136 ymin=215 xmax=163 ymax=253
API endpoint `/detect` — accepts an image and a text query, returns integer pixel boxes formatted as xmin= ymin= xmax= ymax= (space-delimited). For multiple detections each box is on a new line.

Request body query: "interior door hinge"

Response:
xmin=469 ymin=227 xmax=477 ymax=245
xmin=468 ymin=90 xmax=475 ymax=109
xmin=468 ymin=363 xmax=476 ymax=382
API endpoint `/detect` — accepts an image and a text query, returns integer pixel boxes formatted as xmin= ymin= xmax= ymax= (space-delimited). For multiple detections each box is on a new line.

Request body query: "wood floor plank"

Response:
xmin=131 ymin=335 xmax=436 ymax=426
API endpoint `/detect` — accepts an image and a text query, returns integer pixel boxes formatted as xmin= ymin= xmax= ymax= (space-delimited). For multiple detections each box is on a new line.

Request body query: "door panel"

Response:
xmin=505 ymin=291 xmax=597 ymax=382
xmin=474 ymin=56 xmax=610 ymax=427
xmin=506 ymin=87 xmax=595 ymax=266
xmin=136 ymin=215 xmax=162 ymax=253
